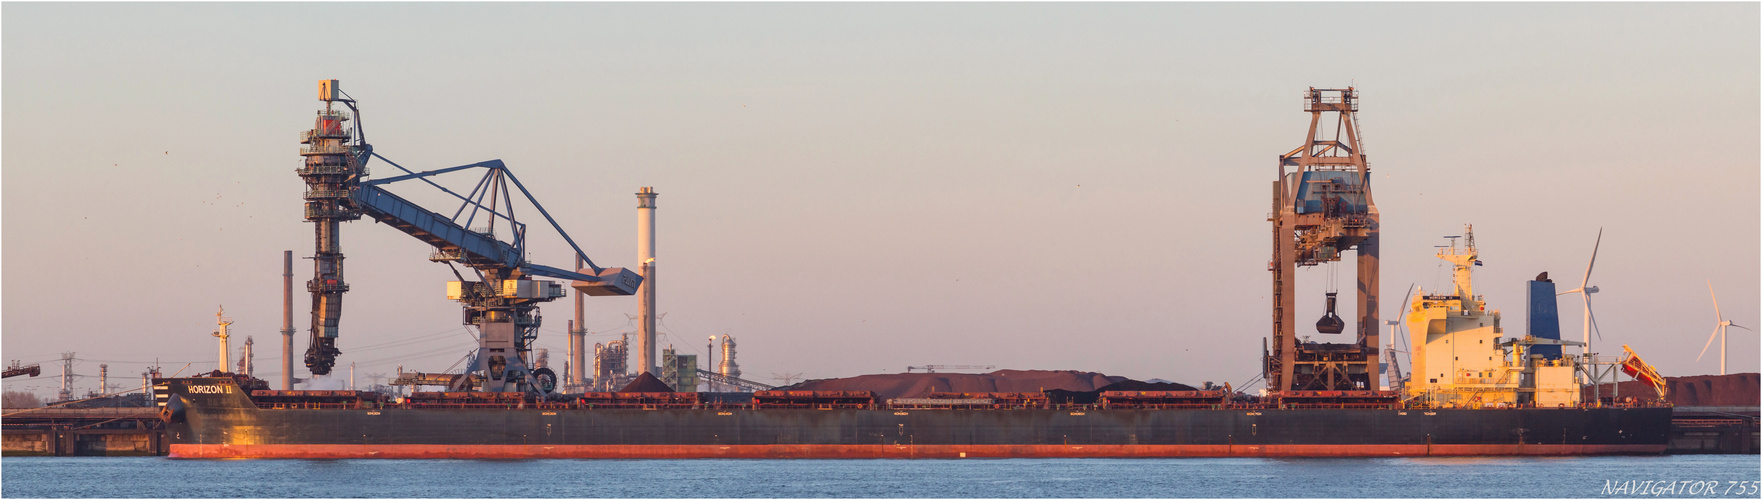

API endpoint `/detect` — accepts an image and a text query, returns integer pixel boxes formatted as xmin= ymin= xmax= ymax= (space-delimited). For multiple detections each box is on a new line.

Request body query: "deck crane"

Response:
xmin=297 ymin=80 xmax=640 ymax=394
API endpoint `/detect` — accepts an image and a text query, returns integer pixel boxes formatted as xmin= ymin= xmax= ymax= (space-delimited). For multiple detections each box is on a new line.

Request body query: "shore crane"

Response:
xmin=1264 ymin=87 xmax=1381 ymax=392
xmin=3 ymin=361 xmax=42 ymax=379
xmin=297 ymin=80 xmax=640 ymax=394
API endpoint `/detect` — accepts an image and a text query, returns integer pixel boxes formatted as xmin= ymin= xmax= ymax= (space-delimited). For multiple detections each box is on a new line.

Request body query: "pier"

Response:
xmin=2 ymin=407 xmax=166 ymax=456
xmin=1668 ymin=407 xmax=1758 ymax=454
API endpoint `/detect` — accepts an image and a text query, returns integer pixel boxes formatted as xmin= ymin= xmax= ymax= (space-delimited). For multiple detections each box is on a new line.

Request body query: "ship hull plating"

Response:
xmin=171 ymin=443 xmax=1664 ymax=459
xmin=161 ymin=379 xmax=1671 ymax=459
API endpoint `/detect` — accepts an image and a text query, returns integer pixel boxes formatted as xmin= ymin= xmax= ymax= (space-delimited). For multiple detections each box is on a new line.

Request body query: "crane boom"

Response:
xmin=698 ymin=372 xmax=775 ymax=392
xmin=350 ymin=178 xmax=639 ymax=288
xmin=3 ymin=364 xmax=41 ymax=379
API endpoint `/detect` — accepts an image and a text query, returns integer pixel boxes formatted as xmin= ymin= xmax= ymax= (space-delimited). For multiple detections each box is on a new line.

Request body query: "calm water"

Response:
xmin=2 ymin=455 xmax=1758 ymax=498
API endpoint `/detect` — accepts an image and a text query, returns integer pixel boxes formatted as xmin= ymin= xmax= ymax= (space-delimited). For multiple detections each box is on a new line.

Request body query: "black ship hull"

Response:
xmin=160 ymin=378 xmax=1671 ymax=458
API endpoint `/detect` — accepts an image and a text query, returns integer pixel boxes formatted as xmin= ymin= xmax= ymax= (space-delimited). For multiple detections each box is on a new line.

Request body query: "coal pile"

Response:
xmin=619 ymin=372 xmax=676 ymax=393
xmin=1584 ymin=373 xmax=1758 ymax=406
xmin=59 ymin=394 xmax=152 ymax=408
xmin=778 ymin=369 xmax=1129 ymax=400
xmin=1045 ymin=380 xmax=1200 ymax=406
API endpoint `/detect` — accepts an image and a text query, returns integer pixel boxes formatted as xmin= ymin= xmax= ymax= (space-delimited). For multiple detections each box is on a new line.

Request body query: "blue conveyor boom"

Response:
xmin=350 ymin=159 xmax=641 ymax=295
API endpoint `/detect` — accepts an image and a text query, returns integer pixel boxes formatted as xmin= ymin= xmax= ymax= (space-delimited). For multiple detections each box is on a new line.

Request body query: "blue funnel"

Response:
xmin=1527 ymin=280 xmax=1562 ymax=359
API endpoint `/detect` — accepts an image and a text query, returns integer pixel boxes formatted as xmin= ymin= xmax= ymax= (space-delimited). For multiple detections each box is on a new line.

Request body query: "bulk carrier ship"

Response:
xmin=154 ymin=82 xmax=1673 ymax=459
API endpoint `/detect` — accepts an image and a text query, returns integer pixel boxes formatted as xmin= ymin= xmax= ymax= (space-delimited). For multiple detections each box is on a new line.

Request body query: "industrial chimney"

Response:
xmin=636 ymin=187 xmax=658 ymax=375
xmin=570 ymin=255 xmax=587 ymax=392
xmin=282 ymin=250 xmax=295 ymax=390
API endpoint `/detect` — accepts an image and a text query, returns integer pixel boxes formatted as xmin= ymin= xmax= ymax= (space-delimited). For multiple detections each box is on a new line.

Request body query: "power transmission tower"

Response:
xmin=58 ymin=353 xmax=76 ymax=401
xmin=771 ymin=372 xmax=804 ymax=386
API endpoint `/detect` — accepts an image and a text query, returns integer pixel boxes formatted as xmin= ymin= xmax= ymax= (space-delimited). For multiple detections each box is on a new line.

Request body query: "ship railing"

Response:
xmin=1103 ymin=403 xmax=1229 ymax=410
xmin=752 ymin=402 xmax=874 ymax=410
xmin=255 ymin=401 xmax=377 ymax=410
xmin=752 ymin=390 xmax=877 ymax=409
xmin=1278 ymin=403 xmax=1403 ymax=410
xmin=575 ymin=403 xmax=698 ymax=410
xmin=404 ymin=402 xmax=532 ymax=409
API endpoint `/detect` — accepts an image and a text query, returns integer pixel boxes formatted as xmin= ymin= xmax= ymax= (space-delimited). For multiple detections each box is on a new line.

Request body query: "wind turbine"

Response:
xmin=1697 ymin=280 xmax=1750 ymax=376
xmin=1557 ymin=228 xmax=1602 ymax=358
xmin=1383 ymin=283 xmax=1416 ymax=392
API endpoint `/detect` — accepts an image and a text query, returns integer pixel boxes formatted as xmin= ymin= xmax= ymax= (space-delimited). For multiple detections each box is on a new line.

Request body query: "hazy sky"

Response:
xmin=4 ymin=3 xmax=1757 ymax=396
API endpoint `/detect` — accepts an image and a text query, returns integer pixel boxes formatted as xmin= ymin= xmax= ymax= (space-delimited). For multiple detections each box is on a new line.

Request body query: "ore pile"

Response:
xmin=777 ymin=369 xmax=1130 ymax=400
xmin=1584 ymin=373 xmax=1759 ymax=406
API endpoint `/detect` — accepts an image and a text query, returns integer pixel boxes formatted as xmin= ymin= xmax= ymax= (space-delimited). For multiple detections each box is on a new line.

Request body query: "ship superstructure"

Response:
xmin=1405 ymin=225 xmax=1586 ymax=408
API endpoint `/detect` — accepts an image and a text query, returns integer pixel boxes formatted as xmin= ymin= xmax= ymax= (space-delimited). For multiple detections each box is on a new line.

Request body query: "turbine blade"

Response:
xmin=1732 ymin=323 xmax=1752 ymax=331
xmin=1697 ymin=325 xmax=1720 ymax=361
xmin=1582 ymin=228 xmax=1602 ymax=288
xmin=1398 ymin=283 xmax=1417 ymax=314
xmin=1586 ymin=295 xmax=1603 ymax=341
xmin=1395 ymin=283 xmax=1416 ymax=343
xmin=1709 ymin=280 xmax=1723 ymax=323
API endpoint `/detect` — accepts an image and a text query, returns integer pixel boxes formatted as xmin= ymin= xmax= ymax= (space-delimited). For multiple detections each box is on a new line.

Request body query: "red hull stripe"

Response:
xmin=171 ymin=443 xmax=1666 ymax=459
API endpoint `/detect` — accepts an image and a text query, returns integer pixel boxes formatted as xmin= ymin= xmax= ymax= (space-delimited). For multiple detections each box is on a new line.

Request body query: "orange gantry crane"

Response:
xmin=1265 ymin=87 xmax=1381 ymax=393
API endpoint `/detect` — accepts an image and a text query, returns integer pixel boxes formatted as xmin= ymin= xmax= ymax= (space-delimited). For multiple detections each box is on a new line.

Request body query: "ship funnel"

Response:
xmin=1527 ymin=278 xmax=1563 ymax=359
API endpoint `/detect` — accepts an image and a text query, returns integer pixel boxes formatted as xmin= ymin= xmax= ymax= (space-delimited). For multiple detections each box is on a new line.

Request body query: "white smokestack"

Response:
xmin=636 ymin=187 xmax=658 ymax=376
xmin=570 ymin=255 xmax=587 ymax=392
